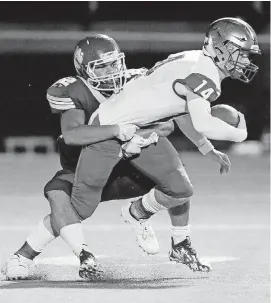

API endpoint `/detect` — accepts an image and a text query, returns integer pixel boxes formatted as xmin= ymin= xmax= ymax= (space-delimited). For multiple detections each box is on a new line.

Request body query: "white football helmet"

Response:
xmin=204 ymin=17 xmax=261 ymax=83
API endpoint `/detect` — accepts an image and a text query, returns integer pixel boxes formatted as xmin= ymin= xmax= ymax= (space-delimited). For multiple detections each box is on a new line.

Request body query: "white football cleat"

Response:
xmin=121 ymin=201 xmax=159 ymax=255
xmin=2 ymin=254 xmax=33 ymax=280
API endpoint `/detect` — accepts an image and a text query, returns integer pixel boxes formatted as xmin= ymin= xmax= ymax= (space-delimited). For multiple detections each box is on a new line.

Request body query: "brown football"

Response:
xmin=211 ymin=104 xmax=240 ymax=127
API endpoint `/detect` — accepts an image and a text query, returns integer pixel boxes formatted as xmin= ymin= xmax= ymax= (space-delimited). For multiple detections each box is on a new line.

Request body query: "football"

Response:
xmin=211 ymin=104 xmax=240 ymax=127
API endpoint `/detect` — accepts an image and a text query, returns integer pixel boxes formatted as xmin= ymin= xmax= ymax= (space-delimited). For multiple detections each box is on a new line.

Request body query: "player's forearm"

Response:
xmin=174 ymin=115 xmax=215 ymax=155
xmin=62 ymin=125 xmax=119 ymax=145
xmin=174 ymin=115 xmax=207 ymax=147
xmin=193 ymin=116 xmax=247 ymax=142
xmin=188 ymin=97 xmax=247 ymax=142
xmin=135 ymin=121 xmax=175 ymax=138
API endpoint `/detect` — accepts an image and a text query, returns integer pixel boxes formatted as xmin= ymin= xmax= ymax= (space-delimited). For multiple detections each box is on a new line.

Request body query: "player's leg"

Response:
xmin=24 ymin=160 xmax=148 ymax=263
xmin=121 ymin=137 xmax=191 ymax=254
xmin=131 ymin=136 xmax=193 ymax=210
xmin=133 ymin=140 xmax=211 ymax=271
xmin=167 ymin=202 xmax=211 ymax=272
xmin=2 ymin=215 xmax=56 ymax=281
xmin=168 ymin=202 xmax=190 ymax=241
xmin=68 ymin=139 xmax=122 ymax=278
xmin=122 ymin=138 xmax=211 ymax=270
xmin=3 ymin=161 xmax=155 ymax=280
xmin=125 ymin=137 xmax=192 ymax=219
xmin=2 ymin=170 xmax=73 ymax=280
xmin=102 ymin=159 xmax=155 ymax=201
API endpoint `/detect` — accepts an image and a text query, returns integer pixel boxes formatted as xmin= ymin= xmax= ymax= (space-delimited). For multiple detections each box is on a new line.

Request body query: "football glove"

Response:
xmin=117 ymin=124 xmax=139 ymax=141
xmin=122 ymin=132 xmax=159 ymax=158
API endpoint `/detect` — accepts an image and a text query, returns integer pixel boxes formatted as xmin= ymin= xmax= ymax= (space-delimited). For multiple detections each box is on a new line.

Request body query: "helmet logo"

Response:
xmin=74 ymin=46 xmax=84 ymax=70
xmin=232 ymin=35 xmax=247 ymax=42
xmin=100 ymin=51 xmax=118 ymax=60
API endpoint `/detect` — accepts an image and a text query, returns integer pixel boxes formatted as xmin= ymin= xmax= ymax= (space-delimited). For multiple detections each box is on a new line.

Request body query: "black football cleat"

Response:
xmin=79 ymin=249 xmax=102 ymax=279
xmin=169 ymin=237 xmax=212 ymax=272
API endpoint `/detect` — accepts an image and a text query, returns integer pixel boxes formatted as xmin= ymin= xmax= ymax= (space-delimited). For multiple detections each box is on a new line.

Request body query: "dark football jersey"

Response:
xmin=46 ymin=69 xmax=146 ymax=171
xmin=46 ymin=76 xmax=107 ymax=122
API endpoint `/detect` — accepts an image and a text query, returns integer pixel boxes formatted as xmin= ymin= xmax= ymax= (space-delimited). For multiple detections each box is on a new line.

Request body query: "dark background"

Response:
xmin=0 ymin=1 xmax=269 ymax=150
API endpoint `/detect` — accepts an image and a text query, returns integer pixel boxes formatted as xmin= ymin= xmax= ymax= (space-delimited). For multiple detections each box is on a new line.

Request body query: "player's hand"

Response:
xmin=205 ymin=149 xmax=231 ymax=174
xmin=116 ymin=124 xmax=139 ymax=141
xmin=132 ymin=133 xmax=159 ymax=147
xmin=155 ymin=120 xmax=175 ymax=137
xmin=121 ymin=133 xmax=159 ymax=158
xmin=122 ymin=141 xmax=142 ymax=158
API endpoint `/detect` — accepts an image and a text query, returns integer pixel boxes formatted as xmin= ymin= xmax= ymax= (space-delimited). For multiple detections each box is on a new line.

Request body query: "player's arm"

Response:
xmin=121 ymin=121 xmax=175 ymax=158
xmin=186 ymin=91 xmax=247 ymax=142
xmin=174 ymin=115 xmax=214 ymax=155
xmin=47 ymin=78 xmax=137 ymax=145
xmin=60 ymin=109 xmax=120 ymax=146
xmin=173 ymin=75 xmax=247 ymax=142
xmin=174 ymin=114 xmax=230 ymax=173
xmin=135 ymin=120 xmax=175 ymax=139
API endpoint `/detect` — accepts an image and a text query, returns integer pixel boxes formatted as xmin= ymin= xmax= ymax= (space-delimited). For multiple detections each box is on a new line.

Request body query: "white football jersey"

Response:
xmin=95 ymin=50 xmax=222 ymax=127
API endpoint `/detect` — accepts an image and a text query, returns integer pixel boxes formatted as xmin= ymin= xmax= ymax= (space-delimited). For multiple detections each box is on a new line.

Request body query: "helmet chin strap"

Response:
xmin=217 ymin=64 xmax=229 ymax=80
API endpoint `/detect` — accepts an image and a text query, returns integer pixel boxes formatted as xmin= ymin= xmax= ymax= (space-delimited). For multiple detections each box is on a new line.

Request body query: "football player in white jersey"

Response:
xmin=68 ymin=18 xmax=260 ymax=272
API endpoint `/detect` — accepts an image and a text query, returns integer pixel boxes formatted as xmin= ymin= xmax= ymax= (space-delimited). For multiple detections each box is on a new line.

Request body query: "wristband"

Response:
xmin=198 ymin=138 xmax=214 ymax=155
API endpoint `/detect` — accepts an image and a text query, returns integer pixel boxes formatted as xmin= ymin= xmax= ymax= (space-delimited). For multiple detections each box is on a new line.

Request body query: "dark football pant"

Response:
xmin=44 ymin=160 xmax=155 ymax=201
xmin=71 ymin=135 xmax=192 ymax=220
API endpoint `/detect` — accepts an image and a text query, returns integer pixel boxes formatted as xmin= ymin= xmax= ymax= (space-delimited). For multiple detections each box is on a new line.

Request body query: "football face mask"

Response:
xmin=224 ymin=43 xmax=260 ymax=83
xmin=86 ymin=51 xmax=127 ymax=93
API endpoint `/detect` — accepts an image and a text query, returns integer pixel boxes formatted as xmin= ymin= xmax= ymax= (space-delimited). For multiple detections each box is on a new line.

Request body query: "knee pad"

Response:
xmin=158 ymin=167 xmax=193 ymax=199
xmin=44 ymin=178 xmax=72 ymax=198
xmin=44 ymin=169 xmax=74 ymax=198
xmin=154 ymin=188 xmax=190 ymax=207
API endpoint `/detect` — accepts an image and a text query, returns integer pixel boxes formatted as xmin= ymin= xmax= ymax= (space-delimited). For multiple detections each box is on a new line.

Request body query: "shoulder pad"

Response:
xmin=46 ymin=77 xmax=85 ymax=113
xmin=126 ymin=68 xmax=147 ymax=81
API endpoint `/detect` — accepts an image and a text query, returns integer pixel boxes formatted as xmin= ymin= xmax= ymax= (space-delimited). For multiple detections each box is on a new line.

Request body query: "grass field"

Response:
xmin=0 ymin=152 xmax=269 ymax=303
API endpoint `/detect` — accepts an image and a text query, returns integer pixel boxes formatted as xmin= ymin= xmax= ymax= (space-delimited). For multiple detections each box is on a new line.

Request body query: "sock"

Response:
xmin=59 ymin=223 xmax=87 ymax=258
xmin=171 ymin=225 xmax=191 ymax=245
xmin=15 ymin=242 xmax=40 ymax=260
xmin=19 ymin=219 xmax=56 ymax=259
xmin=142 ymin=188 xmax=167 ymax=214
xmin=130 ymin=199 xmax=154 ymax=220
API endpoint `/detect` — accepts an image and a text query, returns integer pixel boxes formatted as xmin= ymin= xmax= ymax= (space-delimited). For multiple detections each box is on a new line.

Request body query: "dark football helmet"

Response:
xmin=204 ymin=17 xmax=261 ymax=83
xmin=73 ymin=34 xmax=127 ymax=93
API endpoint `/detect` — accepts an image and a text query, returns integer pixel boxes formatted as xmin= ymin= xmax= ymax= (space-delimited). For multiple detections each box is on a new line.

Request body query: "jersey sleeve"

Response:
xmin=46 ymin=77 xmax=87 ymax=114
xmin=173 ymin=54 xmax=221 ymax=103
xmin=125 ymin=68 xmax=147 ymax=81
xmin=181 ymin=73 xmax=220 ymax=102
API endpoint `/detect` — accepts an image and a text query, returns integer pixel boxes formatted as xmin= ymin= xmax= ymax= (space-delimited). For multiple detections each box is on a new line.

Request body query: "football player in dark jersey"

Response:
xmin=2 ymin=34 xmax=175 ymax=280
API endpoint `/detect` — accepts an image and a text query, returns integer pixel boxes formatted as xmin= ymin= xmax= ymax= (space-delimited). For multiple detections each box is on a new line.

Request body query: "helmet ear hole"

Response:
xmin=215 ymin=46 xmax=224 ymax=55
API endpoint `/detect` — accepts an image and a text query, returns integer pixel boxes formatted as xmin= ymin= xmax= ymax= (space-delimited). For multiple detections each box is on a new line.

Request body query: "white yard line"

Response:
xmin=0 ymin=224 xmax=269 ymax=232
xmin=35 ymin=255 xmax=239 ymax=267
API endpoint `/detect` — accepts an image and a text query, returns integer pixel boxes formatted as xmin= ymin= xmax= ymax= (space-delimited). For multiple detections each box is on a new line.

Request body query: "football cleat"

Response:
xmin=2 ymin=254 xmax=33 ymax=280
xmin=169 ymin=237 xmax=212 ymax=272
xmin=121 ymin=201 xmax=159 ymax=255
xmin=79 ymin=248 xmax=102 ymax=279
